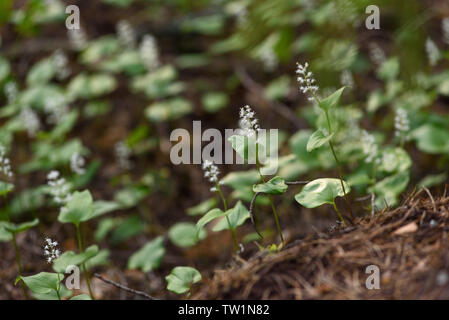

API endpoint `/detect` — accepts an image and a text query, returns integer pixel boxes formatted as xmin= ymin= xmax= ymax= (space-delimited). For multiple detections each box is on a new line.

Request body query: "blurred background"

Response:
xmin=0 ymin=0 xmax=448 ymax=299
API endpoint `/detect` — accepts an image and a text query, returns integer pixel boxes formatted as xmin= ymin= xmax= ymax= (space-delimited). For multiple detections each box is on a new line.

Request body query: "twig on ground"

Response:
xmin=423 ymin=186 xmax=437 ymax=212
xmin=94 ymin=273 xmax=158 ymax=300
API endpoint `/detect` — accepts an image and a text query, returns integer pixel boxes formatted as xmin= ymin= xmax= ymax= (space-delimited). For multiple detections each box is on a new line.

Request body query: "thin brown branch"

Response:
xmin=94 ymin=273 xmax=158 ymax=300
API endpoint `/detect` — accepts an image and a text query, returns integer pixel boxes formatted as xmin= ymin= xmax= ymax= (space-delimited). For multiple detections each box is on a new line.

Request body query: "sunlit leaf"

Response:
xmin=253 ymin=176 xmax=287 ymax=195
xmin=295 ymin=178 xmax=350 ymax=208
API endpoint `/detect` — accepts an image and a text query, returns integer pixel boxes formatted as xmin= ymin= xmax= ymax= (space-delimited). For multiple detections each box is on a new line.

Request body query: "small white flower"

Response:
xmin=0 ymin=144 xmax=13 ymax=180
xmin=43 ymin=238 xmax=61 ymax=264
xmin=296 ymin=62 xmax=319 ymax=97
xmin=361 ymin=130 xmax=380 ymax=164
xmin=368 ymin=43 xmax=386 ymax=66
xmin=19 ymin=107 xmax=41 ymax=138
xmin=394 ymin=108 xmax=410 ymax=141
xmin=116 ymin=20 xmax=136 ymax=49
xmin=340 ymin=70 xmax=354 ymax=88
xmin=442 ymin=18 xmax=449 ymax=45
xmin=115 ymin=141 xmax=132 ymax=170
xmin=67 ymin=28 xmax=87 ymax=51
xmin=238 ymin=105 xmax=260 ymax=137
xmin=140 ymin=34 xmax=160 ymax=72
xmin=4 ymin=82 xmax=18 ymax=104
xmin=426 ymin=38 xmax=440 ymax=66
xmin=202 ymin=160 xmax=220 ymax=184
xmin=70 ymin=152 xmax=86 ymax=175
xmin=47 ymin=171 xmax=72 ymax=205
xmin=52 ymin=49 xmax=70 ymax=80
xmin=44 ymin=96 xmax=69 ymax=125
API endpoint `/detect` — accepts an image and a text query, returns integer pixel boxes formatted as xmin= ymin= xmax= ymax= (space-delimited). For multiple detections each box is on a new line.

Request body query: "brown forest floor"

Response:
xmin=193 ymin=190 xmax=449 ymax=299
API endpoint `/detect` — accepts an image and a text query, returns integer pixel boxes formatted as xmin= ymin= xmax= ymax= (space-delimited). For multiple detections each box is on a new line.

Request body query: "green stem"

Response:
xmin=56 ymin=273 xmax=61 ymax=300
xmin=255 ymin=144 xmax=284 ymax=244
xmin=75 ymin=223 xmax=95 ymax=300
xmin=332 ymin=202 xmax=347 ymax=226
xmin=311 ymin=92 xmax=354 ymax=222
xmin=216 ymin=183 xmax=239 ymax=253
xmin=12 ymin=233 xmax=28 ymax=299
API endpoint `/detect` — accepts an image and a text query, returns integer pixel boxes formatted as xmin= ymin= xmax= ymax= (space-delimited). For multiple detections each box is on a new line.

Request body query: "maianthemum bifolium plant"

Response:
xmin=1 ymin=0 xmax=449 ymax=299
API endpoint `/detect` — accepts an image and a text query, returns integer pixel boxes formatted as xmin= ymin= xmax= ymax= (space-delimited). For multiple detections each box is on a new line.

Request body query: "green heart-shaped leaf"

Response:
xmin=127 ymin=236 xmax=165 ymax=273
xmin=306 ymin=129 xmax=334 ymax=152
xmin=52 ymin=245 xmax=99 ymax=273
xmin=3 ymin=218 xmax=39 ymax=234
xmin=196 ymin=208 xmax=224 ymax=230
xmin=318 ymin=87 xmax=345 ymax=111
xmin=168 ymin=222 xmax=206 ymax=248
xmin=58 ymin=190 xmax=94 ymax=225
xmin=213 ymin=201 xmax=250 ymax=232
xmin=295 ymin=178 xmax=350 ymax=208
xmin=369 ymin=171 xmax=409 ymax=208
xmin=412 ymin=124 xmax=449 ymax=154
xmin=253 ymin=176 xmax=288 ymax=195
xmin=166 ymin=266 xmax=202 ymax=294
xmin=16 ymin=272 xmax=60 ymax=294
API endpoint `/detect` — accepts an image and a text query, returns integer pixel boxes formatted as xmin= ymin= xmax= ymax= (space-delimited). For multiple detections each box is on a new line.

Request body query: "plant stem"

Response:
xmin=255 ymin=143 xmax=284 ymax=244
xmin=12 ymin=233 xmax=28 ymax=299
xmin=311 ymin=92 xmax=354 ymax=221
xmin=216 ymin=183 xmax=239 ymax=253
xmin=56 ymin=273 xmax=61 ymax=300
xmin=75 ymin=223 xmax=95 ymax=300
xmin=332 ymin=202 xmax=347 ymax=226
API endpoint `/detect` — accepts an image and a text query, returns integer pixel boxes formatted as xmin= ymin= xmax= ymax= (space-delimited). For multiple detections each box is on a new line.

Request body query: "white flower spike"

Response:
xmin=296 ymin=62 xmax=319 ymax=97
xmin=47 ymin=170 xmax=72 ymax=205
xmin=0 ymin=144 xmax=13 ymax=180
xmin=238 ymin=105 xmax=260 ymax=138
xmin=70 ymin=152 xmax=86 ymax=175
xmin=43 ymin=238 xmax=61 ymax=264
xmin=140 ymin=34 xmax=160 ymax=72
xmin=394 ymin=108 xmax=410 ymax=142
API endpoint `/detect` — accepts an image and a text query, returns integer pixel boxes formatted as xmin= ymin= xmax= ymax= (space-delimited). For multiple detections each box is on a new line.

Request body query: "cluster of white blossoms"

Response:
xmin=361 ymin=130 xmax=380 ymax=164
xmin=0 ymin=144 xmax=13 ymax=180
xmin=394 ymin=108 xmax=410 ymax=140
xmin=47 ymin=171 xmax=72 ymax=205
xmin=426 ymin=38 xmax=440 ymax=66
xmin=67 ymin=28 xmax=87 ymax=51
xmin=116 ymin=20 xmax=136 ymax=49
xmin=52 ymin=49 xmax=71 ymax=80
xmin=70 ymin=152 xmax=86 ymax=175
xmin=259 ymin=47 xmax=278 ymax=72
xmin=238 ymin=105 xmax=260 ymax=138
xmin=140 ymin=34 xmax=160 ymax=72
xmin=19 ymin=107 xmax=41 ymax=138
xmin=368 ymin=43 xmax=386 ymax=66
xmin=202 ymin=160 xmax=223 ymax=192
xmin=43 ymin=238 xmax=61 ymax=264
xmin=296 ymin=62 xmax=319 ymax=98
xmin=44 ymin=96 xmax=69 ymax=125
xmin=115 ymin=141 xmax=132 ymax=170
xmin=4 ymin=82 xmax=18 ymax=104
xmin=443 ymin=18 xmax=449 ymax=45
xmin=340 ymin=70 xmax=354 ymax=88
